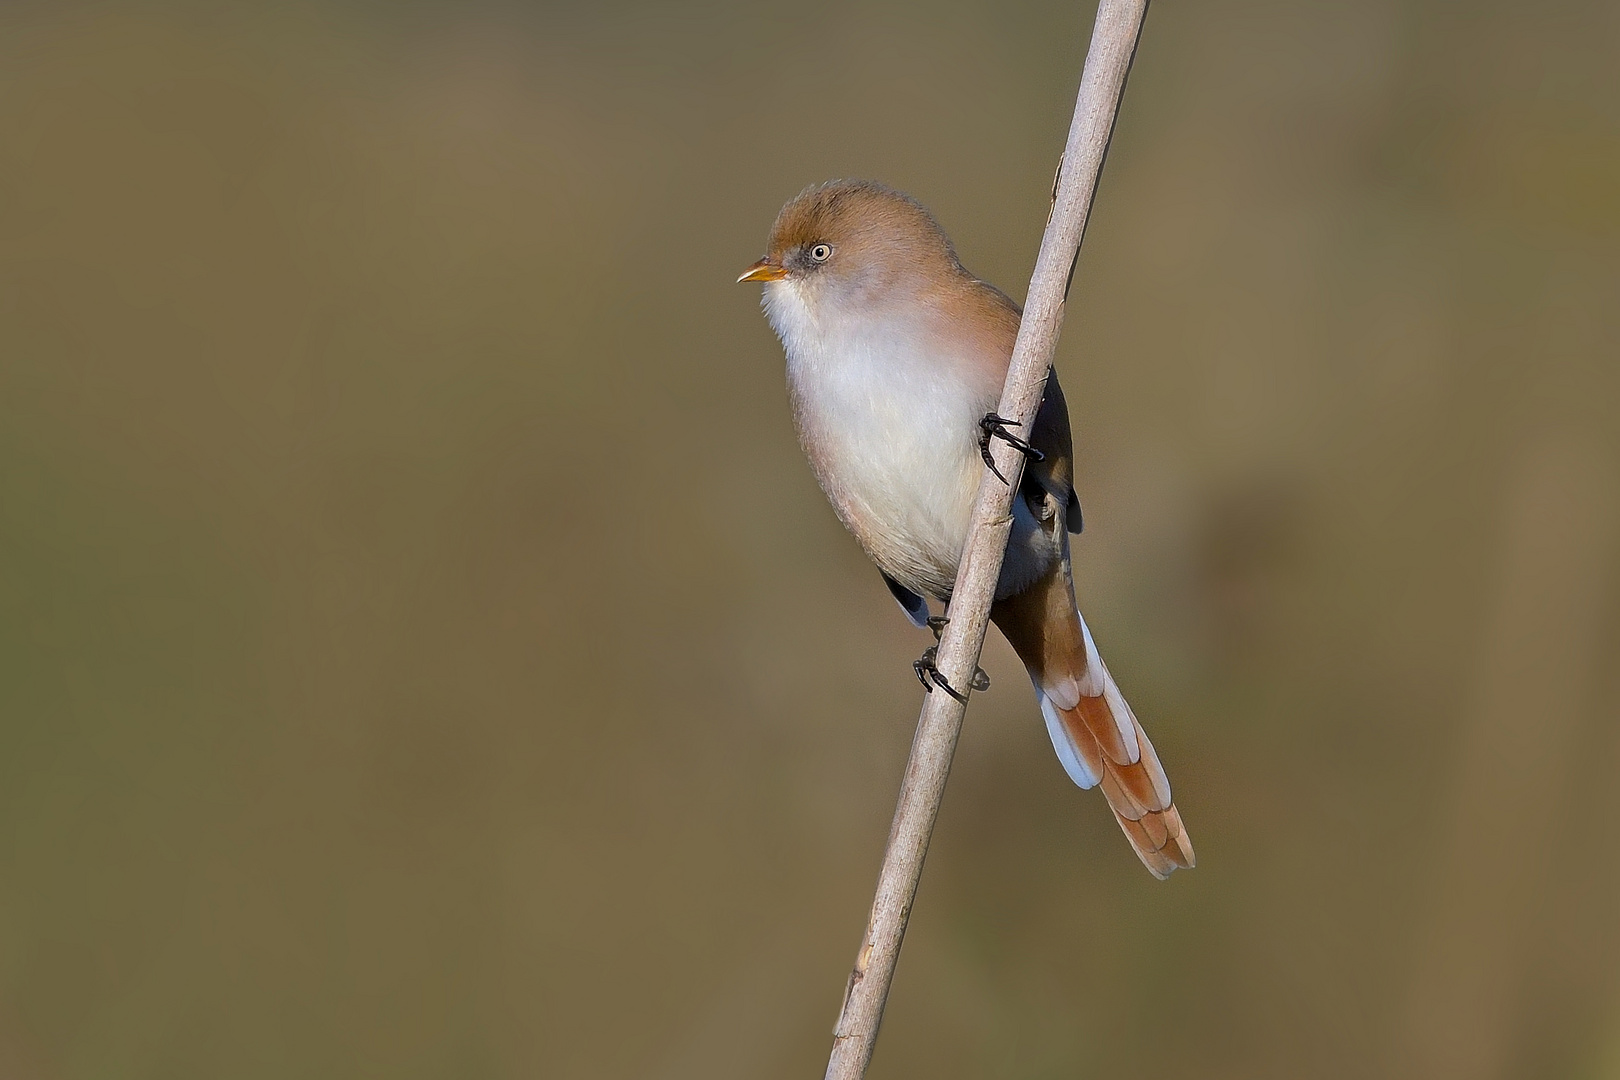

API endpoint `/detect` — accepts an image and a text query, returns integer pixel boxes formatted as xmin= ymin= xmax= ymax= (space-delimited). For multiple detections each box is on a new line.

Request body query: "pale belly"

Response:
xmin=768 ymin=279 xmax=1059 ymax=603
xmin=788 ymin=351 xmax=992 ymax=600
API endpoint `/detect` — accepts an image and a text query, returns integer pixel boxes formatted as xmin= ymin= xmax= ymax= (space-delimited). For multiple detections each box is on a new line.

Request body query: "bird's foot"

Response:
xmin=978 ymin=413 xmax=1045 ymax=484
xmin=926 ymin=615 xmax=950 ymax=642
xmin=913 ymin=644 xmax=990 ymax=703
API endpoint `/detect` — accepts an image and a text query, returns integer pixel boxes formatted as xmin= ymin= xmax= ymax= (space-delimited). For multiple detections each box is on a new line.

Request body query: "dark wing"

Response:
xmin=882 ymin=572 xmax=931 ymax=628
xmin=964 ymin=279 xmax=1082 ymax=534
xmin=1027 ymin=367 xmax=1083 ymax=534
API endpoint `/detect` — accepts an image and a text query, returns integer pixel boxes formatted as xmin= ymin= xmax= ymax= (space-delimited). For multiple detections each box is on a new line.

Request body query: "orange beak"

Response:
xmin=737 ymin=257 xmax=788 ymax=283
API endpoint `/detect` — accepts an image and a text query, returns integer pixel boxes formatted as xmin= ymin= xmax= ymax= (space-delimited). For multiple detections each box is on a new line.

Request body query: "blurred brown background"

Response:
xmin=2 ymin=1 xmax=1618 ymax=1077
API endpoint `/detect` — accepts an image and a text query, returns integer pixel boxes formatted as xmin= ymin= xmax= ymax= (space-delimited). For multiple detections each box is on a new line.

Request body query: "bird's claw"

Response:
xmin=913 ymin=646 xmax=942 ymax=693
xmin=978 ymin=413 xmax=1045 ymax=484
xmin=913 ymin=644 xmax=990 ymax=703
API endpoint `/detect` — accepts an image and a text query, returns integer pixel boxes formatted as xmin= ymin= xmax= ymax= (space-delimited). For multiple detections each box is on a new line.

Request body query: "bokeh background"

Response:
xmin=3 ymin=0 xmax=1618 ymax=1076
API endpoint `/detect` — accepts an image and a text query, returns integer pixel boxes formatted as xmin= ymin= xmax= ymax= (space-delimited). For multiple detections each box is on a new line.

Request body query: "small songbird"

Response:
xmin=739 ymin=179 xmax=1193 ymax=877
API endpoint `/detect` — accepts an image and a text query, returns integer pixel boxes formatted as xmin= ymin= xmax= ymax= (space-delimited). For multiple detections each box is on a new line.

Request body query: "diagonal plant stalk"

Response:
xmin=821 ymin=3 xmax=1151 ymax=1077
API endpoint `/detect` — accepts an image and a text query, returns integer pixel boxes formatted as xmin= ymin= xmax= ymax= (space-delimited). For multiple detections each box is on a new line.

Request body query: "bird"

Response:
xmin=738 ymin=179 xmax=1193 ymax=878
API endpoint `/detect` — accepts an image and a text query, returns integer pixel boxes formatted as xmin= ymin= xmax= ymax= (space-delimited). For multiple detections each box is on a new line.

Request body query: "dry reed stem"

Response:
xmin=821 ymin=2 xmax=1151 ymax=1077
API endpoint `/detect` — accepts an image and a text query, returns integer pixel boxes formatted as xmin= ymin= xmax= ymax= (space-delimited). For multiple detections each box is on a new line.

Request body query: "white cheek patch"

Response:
xmin=763 ymin=280 xmax=820 ymax=362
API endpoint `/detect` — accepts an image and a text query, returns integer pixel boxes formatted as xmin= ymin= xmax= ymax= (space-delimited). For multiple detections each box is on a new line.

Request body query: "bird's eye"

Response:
xmin=809 ymin=243 xmax=833 ymax=263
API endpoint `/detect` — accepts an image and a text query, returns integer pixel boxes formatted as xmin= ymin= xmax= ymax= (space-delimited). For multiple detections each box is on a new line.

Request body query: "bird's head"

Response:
xmin=736 ymin=180 xmax=963 ymax=306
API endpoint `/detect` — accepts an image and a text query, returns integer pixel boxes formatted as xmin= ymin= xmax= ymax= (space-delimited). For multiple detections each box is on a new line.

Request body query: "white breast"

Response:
xmin=765 ymin=280 xmax=995 ymax=599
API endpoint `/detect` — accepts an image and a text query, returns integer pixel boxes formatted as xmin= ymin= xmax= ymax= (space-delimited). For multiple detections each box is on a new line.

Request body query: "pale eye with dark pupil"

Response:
xmin=809 ymin=243 xmax=832 ymax=262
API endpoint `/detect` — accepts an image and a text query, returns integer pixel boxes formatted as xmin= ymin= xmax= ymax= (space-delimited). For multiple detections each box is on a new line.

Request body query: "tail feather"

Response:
xmin=1045 ymin=668 xmax=1195 ymax=879
xmin=1076 ymin=693 xmax=1137 ymax=768
xmin=992 ymin=561 xmax=1194 ymax=879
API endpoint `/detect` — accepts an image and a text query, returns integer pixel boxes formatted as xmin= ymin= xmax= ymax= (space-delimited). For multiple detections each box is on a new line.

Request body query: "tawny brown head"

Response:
xmin=737 ymin=180 xmax=965 ymax=294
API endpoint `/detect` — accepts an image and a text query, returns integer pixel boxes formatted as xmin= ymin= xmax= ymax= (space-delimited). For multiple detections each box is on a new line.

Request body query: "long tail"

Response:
xmin=991 ymin=562 xmax=1195 ymax=879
